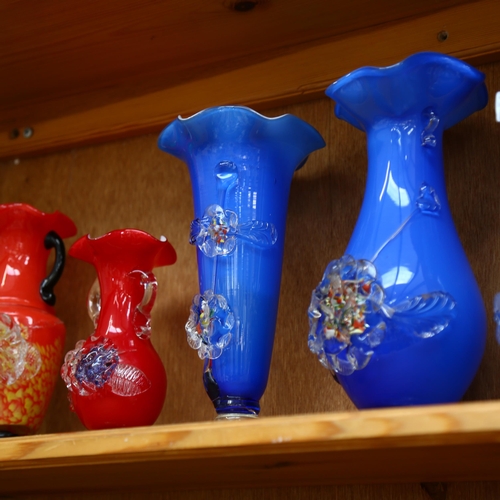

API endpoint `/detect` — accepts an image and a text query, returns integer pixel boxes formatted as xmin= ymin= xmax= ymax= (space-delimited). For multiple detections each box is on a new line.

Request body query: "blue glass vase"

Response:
xmin=159 ymin=106 xmax=325 ymax=418
xmin=308 ymin=52 xmax=488 ymax=408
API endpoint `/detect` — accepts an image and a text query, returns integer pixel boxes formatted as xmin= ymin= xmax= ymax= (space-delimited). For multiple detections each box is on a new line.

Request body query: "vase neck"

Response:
xmin=0 ymin=226 xmax=53 ymax=310
xmin=347 ymin=118 xmax=450 ymax=262
xmin=94 ymin=266 xmax=155 ymax=341
xmin=365 ymin=118 xmax=446 ymax=207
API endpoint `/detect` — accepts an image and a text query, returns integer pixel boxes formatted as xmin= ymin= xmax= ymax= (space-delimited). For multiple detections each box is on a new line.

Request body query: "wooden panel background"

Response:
xmin=0 ymin=59 xmax=499 ymax=498
xmin=3 ymin=0 xmax=500 ymax=160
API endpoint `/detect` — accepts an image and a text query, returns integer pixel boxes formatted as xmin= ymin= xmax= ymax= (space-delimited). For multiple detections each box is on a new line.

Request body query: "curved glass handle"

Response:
xmin=129 ymin=270 xmax=158 ymax=339
xmin=87 ymin=278 xmax=101 ymax=328
xmin=40 ymin=231 xmax=66 ymax=306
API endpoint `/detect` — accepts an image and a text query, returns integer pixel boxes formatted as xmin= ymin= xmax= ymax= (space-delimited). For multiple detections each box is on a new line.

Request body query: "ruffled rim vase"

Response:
xmin=308 ymin=52 xmax=488 ymax=408
xmin=61 ymin=229 xmax=176 ymax=429
xmin=159 ymin=106 xmax=325 ymax=418
xmin=0 ymin=203 xmax=77 ymax=435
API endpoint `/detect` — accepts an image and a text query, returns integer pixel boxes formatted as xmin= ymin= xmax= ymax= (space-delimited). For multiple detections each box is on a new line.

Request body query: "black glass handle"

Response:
xmin=40 ymin=231 xmax=66 ymax=306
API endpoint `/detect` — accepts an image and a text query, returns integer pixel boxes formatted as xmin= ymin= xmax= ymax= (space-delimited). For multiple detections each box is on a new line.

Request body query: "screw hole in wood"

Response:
xmin=224 ymin=0 xmax=258 ymax=12
xmin=437 ymin=31 xmax=448 ymax=42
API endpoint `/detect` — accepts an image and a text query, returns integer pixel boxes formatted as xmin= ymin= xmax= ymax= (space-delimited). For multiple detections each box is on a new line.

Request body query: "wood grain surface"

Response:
xmin=1 ymin=0 xmax=500 ymax=159
xmin=2 ymin=401 xmax=500 ymax=495
xmin=0 ymin=59 xmax=498 ymax=498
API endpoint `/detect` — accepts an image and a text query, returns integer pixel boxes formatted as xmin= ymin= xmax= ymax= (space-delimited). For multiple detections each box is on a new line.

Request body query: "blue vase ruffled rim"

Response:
xmin=326 ymin=51 xmax=488 ymax=132
xmin=157 ymin=105 xmax=326 ymax=170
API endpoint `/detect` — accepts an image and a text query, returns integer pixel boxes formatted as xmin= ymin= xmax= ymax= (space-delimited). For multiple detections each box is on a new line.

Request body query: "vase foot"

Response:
xmin=215 ymin=412 xmax=259 ymax=421
xmin=212 ymin=396 xmax=260 ymax=418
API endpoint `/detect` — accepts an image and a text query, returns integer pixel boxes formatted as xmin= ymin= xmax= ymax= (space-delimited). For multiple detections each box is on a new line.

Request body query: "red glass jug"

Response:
xmin=0 ymin=203 xmax=77 ymax=436
xmin=61 ymin=229 xmax=176 ymax=430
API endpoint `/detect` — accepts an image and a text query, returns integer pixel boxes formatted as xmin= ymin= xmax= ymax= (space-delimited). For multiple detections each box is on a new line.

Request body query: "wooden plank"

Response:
xmin=1 ymin=401 xmax=500 ymax=494
xmin=1 ymin=0 xmax=500 ymax=159
xmin=0 ymin=0 xmax=467 ymax=124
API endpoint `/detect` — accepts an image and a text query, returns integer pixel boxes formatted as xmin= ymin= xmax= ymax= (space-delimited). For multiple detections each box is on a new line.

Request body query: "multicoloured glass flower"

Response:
xmin=61 ymin=337 xmax=151 ymax=397
xmin=185 ymin=290 xmax=235 ymax=359
xmin=308 ymin=256 xmax=386 ymax=375
xmin=190 ymin=204 xmax=277 ymax=257
xmin=0 ymin=313 xmax=41 ymax=386
xmin=308 ymin=256 xmax=456 ymax=376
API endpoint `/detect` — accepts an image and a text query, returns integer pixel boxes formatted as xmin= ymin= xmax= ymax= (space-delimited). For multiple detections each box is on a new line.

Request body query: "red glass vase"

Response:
xmin=0 ymin=203 xmax=77 ymax=436
xmin=61 ymin=229 xmax=176 ymax=430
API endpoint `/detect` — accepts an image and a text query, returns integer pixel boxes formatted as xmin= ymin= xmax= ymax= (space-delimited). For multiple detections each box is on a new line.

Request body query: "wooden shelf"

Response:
xmin=1 ymin=3 xmax=500 ymax=498
xmin=1 ymin=0 xmax=500 ymax=159
xmin=2 ymin=400 xmax=500 ymax=494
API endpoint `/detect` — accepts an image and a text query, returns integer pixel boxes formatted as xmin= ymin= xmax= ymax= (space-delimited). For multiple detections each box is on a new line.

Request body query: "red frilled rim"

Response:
xmin=0 ymin=203 xmax=77 ymax=238
xmin=69 ymin=229 xmax=177 ymax=270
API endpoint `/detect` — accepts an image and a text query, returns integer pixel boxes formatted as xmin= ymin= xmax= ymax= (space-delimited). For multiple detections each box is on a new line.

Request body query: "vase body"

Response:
xmin=61 ymin=230 xmax=176 ymax=430
xmin=309 ymin=52 xmax=488 ymax=408
xmin=159 ymin=106 xmax=325 ymax=418
xmin=0 ymin=203 xmax=76 ymax=435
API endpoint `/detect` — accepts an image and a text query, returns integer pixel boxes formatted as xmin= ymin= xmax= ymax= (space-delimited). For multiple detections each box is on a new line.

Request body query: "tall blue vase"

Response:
xmin=308 ymin=52 xmax=488 ymax=408
xmin=159 ymin=106 xmax=325 ymax=418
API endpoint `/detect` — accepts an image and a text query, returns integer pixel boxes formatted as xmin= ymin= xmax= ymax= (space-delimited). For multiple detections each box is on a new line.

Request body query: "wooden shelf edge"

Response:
xmin=1 ymin=0 xmax=500 ymax=161
xmin=1 ymin=400 xmax=500 ymax=493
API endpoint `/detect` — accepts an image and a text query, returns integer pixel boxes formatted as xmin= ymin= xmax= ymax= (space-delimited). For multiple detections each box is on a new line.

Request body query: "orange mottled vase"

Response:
xmin=0 ymin=204 xmax=77 ymax=436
